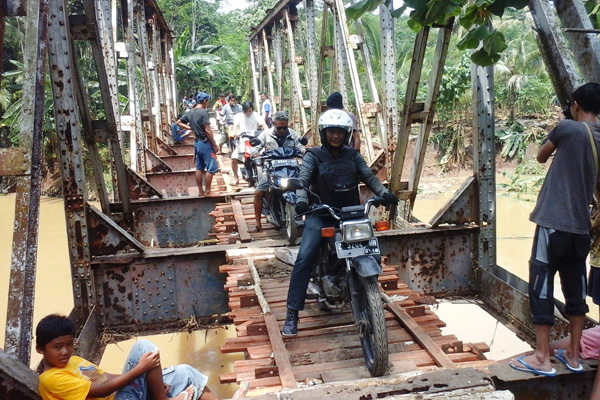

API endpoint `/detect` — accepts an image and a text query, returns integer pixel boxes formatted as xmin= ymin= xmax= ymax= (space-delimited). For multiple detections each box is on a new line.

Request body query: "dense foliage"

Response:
xmin=2 ymin=0 xmax=598 ymax=192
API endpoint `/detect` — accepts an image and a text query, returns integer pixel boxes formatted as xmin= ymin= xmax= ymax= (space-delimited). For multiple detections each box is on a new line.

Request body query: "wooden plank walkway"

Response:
xmin=218 ymin=249 xmax=493 ymax=398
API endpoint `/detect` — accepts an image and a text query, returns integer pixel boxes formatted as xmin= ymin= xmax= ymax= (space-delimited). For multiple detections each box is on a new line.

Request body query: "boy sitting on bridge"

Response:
xmin=35 ymin=314 xmax=228 ymax=400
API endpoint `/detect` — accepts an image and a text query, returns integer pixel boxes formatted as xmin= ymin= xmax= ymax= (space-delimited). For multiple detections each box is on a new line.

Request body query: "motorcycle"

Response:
xmin=258 ymin=147 xmax=303 ymax=244
xmin=237 ymin=130 xmax=262 ymax=187
xmin=305 ymin=196 xmax=391 ymax=376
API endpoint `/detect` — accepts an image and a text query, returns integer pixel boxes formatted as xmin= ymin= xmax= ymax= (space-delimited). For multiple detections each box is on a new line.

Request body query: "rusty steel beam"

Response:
xmin=529 ymin=0 xmax=582 ymax=106
xmin=248 ymin=0 xmax=302 ymax=41
xmin=555 ymin=0 xmax=600 ymax=84
xmin=473 ymin=57 xmax=496 ymax=273
xmin=379 ymin=1 xmax=397 ymax=178
xmin=136 ymin=7 xmax=157 ymax=154
xmin=47 ymin=0 xmax=94 ymax=328
xmin=4 ymin=0 xmax=47 ymax=364
xmin=305 ymin=0 xmax=318 ymax=137
xmin=81 ymin=0 xmax=133 ymax=222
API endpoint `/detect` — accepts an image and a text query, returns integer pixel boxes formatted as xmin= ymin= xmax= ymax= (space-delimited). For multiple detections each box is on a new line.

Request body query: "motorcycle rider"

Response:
xmin=282 ymin=109 xmax=399 ymax=337
xmin=230 ymin=101 xmax=266 ymax=186
xmin=248 ymin=111 xmax=306 ymax=232
xmin=218 ymin=95 xmax=242 ymax=154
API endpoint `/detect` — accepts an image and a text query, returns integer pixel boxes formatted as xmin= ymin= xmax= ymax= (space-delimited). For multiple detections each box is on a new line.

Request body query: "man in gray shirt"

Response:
xmin=510 ymin=83 xmax=600 ymax=377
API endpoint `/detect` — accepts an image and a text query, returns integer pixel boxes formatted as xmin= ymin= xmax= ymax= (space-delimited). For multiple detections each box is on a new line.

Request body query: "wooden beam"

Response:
xmin=382 ymin=293 xmax=455 ymax=368
xmin=232 ymin=200 xmax=253 ymax=243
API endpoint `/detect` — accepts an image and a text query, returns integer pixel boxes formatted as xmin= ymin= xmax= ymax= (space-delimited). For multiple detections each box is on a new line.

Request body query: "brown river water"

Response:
xmin=0 ymin=180 xmax=597 ymax=396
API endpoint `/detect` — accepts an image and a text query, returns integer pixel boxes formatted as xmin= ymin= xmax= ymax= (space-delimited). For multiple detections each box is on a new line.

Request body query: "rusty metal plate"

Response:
xmin=160 ymin=155 xmax=194 ymax=171
xmin=94 ymin=252 xmax=228 ymax=327
xmin=379 ymin=227 xmax=477 ymax=295
xmin=132 ymin=197 xmax=220 ymax=247
xmin=169 ymin=144 xmax=194 ymax=155
xmin=146 ymin=170 xmax=201 ymax=197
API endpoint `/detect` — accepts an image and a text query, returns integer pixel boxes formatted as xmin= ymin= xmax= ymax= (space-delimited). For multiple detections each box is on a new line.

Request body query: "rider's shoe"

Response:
xmin=281 ymin=309 xmax=298 ymax=337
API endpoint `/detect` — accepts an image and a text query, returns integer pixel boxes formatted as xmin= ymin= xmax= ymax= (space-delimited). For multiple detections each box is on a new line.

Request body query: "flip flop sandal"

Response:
xmin=509 ymin=356 xmax=557 ymax=376
xmin=554 ymin=349 xmax=584 ymax=373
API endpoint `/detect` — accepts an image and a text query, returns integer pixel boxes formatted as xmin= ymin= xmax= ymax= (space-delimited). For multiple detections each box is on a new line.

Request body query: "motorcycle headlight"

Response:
xmin=342 ymin=220 xmax=373 ymax=242
xmin=279 ymin=178 xmax=289 ymax=188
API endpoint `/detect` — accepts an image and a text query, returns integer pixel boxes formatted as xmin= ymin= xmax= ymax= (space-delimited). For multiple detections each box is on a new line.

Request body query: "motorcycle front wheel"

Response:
xmin=285 ymin=202 xmax=298 ymax=244
xmin=353 ymin=274 xmax=388 ymax=377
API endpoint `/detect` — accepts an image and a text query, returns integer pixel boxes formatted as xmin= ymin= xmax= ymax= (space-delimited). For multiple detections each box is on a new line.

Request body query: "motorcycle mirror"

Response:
xmin=299 ymin=137 xmax=308 ymax=146
xmin=249 ymin=138 xmax=261 ymax=147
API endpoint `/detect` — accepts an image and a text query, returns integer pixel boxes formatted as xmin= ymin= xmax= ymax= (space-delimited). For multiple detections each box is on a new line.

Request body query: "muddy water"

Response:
xmin=0 ymin=186 xmax=595 ymax=393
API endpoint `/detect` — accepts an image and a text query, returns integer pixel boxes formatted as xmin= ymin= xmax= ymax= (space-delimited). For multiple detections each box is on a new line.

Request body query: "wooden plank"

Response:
xmin=232 ymin=199 xmax=252 ymax=242
xmin=383 ymin=294 xmax=455 ymax=368
xmin=263 ymin=312 xmax=298 ymax=389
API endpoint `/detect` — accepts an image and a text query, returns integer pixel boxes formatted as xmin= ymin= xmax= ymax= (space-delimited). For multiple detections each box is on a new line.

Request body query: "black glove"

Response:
xmin=382 ymin=192 xmax=399 ymax=205
xmin=295 ymin=201 xmax=309 ymax=215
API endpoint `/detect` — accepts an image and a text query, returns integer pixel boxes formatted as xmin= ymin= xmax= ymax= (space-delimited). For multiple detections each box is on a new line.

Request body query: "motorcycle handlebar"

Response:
xmin=305 ymin=196 xmax=387 ymax=220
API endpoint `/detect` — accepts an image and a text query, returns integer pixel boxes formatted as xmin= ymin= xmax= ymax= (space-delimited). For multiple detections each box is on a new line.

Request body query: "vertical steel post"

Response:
xmin=4 ymin=0 xmax=47 ymax=364
xmin=125 ymin=0 xmax=146 ymax=173
xmin=379 ymin=1 xmax=397 ymax=179
xmin=47 ymin=0 xmax=94 ymax=328
xmin=305 ymin=0 xmax=318 ymax=136
xmin=249 ymin=38 xmax=261 ymax=113
xmin=262 ymin=30 xmax=276 ymax=113
xmin=331 ymin=5 xmax=348 ymax=100
xmin=314 ymin=5 xmax=330 ymax=145
xmin=351 ymin=6 xmax=386 ymax=148
xmin=273 ymin=22 xmax=285 ymax=113
xmin=284 ymin=8 xmax=308 ymax=134
xmin=473 ymin=62 xmax=496 ymax=272
xmin=137 ymin=8 xmax=157 ymax=154
xmin=332 ymin=0 xmax=373 ymax=161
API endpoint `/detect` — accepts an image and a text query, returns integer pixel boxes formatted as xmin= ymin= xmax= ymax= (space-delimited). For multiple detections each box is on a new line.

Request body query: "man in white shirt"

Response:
xmin=230 ymin=101 xmax=265 ymax=185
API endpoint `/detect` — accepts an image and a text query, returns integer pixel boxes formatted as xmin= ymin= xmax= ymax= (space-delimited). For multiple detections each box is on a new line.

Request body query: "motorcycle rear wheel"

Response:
xmin=354 ymin=275 xmax=388 ymax=377
xmin=285 ymin=202 xmax=298 ymax=244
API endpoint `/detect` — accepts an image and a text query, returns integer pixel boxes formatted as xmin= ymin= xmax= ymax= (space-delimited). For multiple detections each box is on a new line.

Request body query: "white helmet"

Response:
xmin=318 ymin=109 xmax=353 ymax=145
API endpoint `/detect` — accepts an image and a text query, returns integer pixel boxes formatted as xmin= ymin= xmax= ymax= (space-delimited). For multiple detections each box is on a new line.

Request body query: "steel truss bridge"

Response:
xmin=0 ymin=0 xmax=599 ymax=398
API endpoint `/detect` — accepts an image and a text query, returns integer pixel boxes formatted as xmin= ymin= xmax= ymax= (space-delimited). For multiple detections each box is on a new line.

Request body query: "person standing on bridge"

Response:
xmin=509 ymin=83 xmax=600 ymax=377
xmin=281 ymin=109 xmax=398 ymax=337
xmin=177 ymin=92 xmax=219 ymax=197
xmin=259 ymin=92 xmax=274 ymax=128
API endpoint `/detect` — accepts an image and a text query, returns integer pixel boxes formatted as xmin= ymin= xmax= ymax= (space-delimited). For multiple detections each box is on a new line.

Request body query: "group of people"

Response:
xmin=174 ymin=91 xmax=277 ymax=195
xmin=42 ymin=83 xmax=600 ymax=399
xmin=506 ymin=82 xmax=600 ymax=397
xmin=34 ymin=90 xmax=395 ymax=400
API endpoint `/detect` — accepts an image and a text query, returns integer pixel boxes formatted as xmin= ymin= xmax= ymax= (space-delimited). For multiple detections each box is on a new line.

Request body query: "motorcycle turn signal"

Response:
xmin=374 ymin=221 xmax=390 ymax=231
xmin=321 ymin=227 xmax=336 ymax=237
